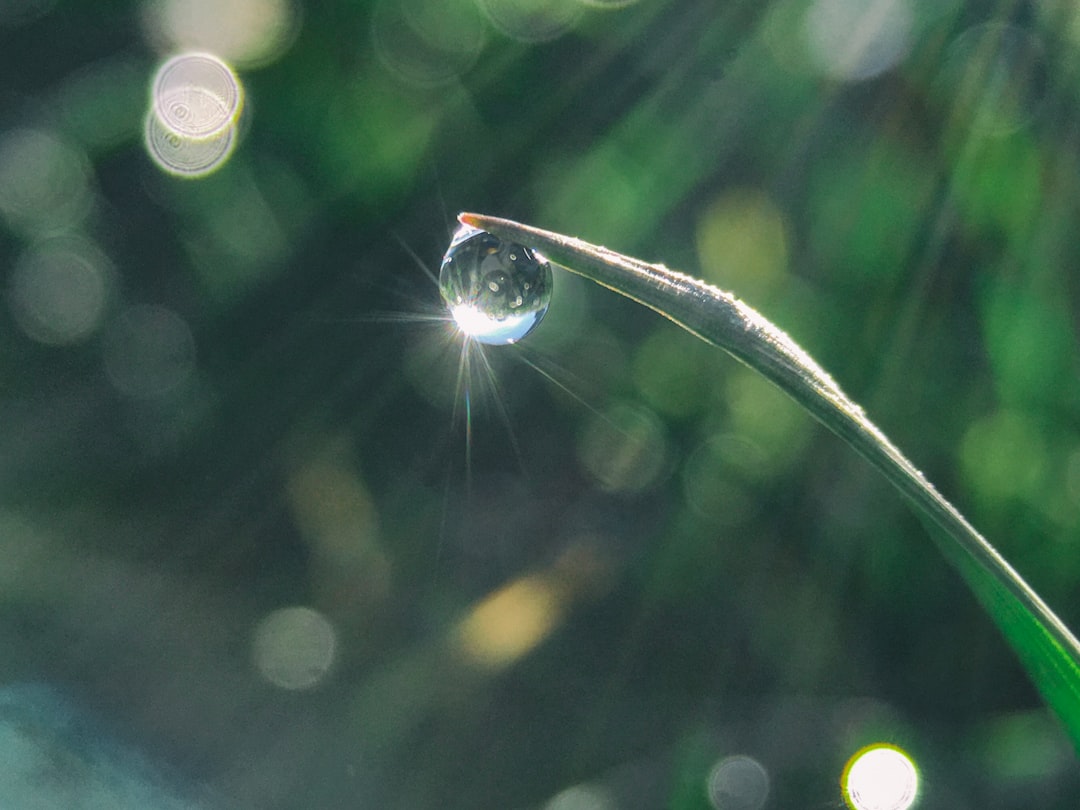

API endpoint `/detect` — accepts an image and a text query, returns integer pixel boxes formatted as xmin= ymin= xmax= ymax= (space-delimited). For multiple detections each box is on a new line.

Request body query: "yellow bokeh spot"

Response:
xmin=959 ymin=409 xmax=1046 ymax=504
xmin=455 ymin=575 xmax=564 ymax=670
xmin=725 ymin=368 xmax=810 ymax=467
xmin=696 ymin=189 xmax=789 ymax=303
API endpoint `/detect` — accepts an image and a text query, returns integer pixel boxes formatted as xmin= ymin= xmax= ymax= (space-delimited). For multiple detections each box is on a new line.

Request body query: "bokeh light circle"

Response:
xmin=144 ymin=108 xmax=237 ymax=177
xmin=696 ymin=188 xmax=790 ymax=301
xmin=8 ymin=237 xmax=112 ymax=346
xmin=707 ymin=755 xmax=770 ymax=810
xmin=0 ymin=128 xmax=92 ymax=237
xmin=577 ymin=401 xmax=669 ymax=493
xmin=102 ymin=304 xmax=196 ymax=398
xmin=371 ymin=0 xmax=487 ymax=86
xmin=543 ymin=782 xmax=617 ymax=810
xmin=142 ymin=0 xmax=298 ymax=68
xmin=803 ymin=0 xmax=913 ymax=81
xmin=152 ymin=52 xmax=242 ymax=138
xmin=476 ymin=0 xmax=583 ymax=42
xmin=144 ymin=51 xmax=243 ymax=176
xmin=251 ymin=606 xmax=338 ymax=690
xmin=842 ymin=744 xmax=918 ymax=810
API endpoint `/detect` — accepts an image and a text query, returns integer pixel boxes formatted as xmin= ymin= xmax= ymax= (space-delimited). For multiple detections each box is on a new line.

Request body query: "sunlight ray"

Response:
xmin=513 ymin=346 xmax=620 ymax=427
xmin=392 ymin=229 xmax=442 ymax=288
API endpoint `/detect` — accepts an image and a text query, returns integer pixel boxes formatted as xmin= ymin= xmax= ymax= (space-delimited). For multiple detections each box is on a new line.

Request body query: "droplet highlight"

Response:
xmin=439 ymin=223 xmax=552 ymax=345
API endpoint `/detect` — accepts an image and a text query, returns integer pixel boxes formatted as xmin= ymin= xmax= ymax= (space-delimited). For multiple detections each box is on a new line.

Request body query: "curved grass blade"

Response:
xmin=459 ymin=212 xmax=1080 ymax=750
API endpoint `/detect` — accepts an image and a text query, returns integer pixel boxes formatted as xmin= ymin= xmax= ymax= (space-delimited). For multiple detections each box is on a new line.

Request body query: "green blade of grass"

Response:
xmin=459 ymin=212 xmax=1080 ymax=749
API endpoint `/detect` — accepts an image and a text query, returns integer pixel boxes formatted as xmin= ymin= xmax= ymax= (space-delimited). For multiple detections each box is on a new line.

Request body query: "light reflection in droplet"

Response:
xmin=0 ymin=129 xmax=92 ymax=237
xmin=251 ymin=606 xmax=337 ymax=690
xmin=8 ymin=237 xmax=112 ymax=346
xmin=440 ymin=224 xmax=553 ymax=345
xmin=842 ymin=744 xmax=918 ymax=810
xmin=142 ymin=0 xmax=297 ymax=68
xmin=803 ymin=0 xmax=912 ymax=81
xmin=102 ymin=304 xmax=196 ymax=398
xmin=476 ymin=0 xmax=583 ymax=42
xmin=707 ymin=755 xmax=770 ymax=810
xmin=449 ymin=302 xmax=546 ymax=345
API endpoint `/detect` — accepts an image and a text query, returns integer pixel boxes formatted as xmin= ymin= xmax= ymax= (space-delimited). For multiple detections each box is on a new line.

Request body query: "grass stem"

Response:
xmin=460 ymin=212 xmax=1080 ymax=749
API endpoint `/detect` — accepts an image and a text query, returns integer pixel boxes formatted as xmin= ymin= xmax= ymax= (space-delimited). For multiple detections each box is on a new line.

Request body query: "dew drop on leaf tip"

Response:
xmin=439 ymin=223 xmax=552 ymax=345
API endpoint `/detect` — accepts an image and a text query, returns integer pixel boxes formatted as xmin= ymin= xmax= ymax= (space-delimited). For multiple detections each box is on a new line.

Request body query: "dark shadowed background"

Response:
xmin=2 ymin=0 xmax=1080 ymax=807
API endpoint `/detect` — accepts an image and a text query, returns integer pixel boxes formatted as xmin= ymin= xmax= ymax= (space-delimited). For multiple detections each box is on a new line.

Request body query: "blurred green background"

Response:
xmin=1 ymin=0 xmax=1080 ymax=807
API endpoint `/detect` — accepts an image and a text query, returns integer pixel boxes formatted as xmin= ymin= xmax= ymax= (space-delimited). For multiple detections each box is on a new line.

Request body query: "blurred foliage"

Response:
xmin=1 ymin=0 xmax=1080 ymax=807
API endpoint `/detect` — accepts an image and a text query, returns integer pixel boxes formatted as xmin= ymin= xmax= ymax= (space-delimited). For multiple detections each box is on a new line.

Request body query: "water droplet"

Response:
xmin=439 ymin=223 xmax=552 ymax=345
